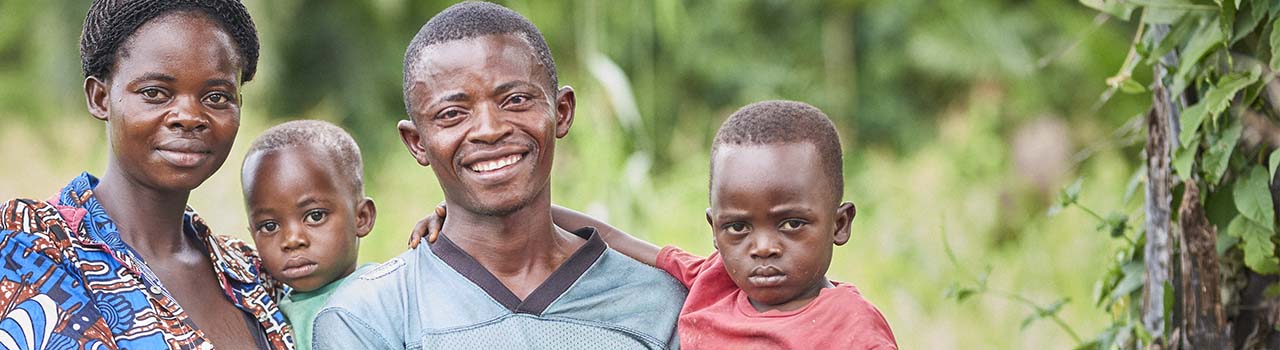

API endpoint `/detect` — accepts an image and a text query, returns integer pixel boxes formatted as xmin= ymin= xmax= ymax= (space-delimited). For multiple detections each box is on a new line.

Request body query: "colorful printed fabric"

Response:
xmin=0 ymin=172 xmax=294 ymax=349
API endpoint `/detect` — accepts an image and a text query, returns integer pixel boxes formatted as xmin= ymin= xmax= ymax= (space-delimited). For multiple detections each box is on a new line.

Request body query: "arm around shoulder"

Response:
xmin=551 ymin=205 xmax=661 ymax=266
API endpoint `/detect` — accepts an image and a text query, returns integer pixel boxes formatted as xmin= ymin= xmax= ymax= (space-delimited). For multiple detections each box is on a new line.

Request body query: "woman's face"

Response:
xmin=86 ymin=11 xmax=243 ymax=193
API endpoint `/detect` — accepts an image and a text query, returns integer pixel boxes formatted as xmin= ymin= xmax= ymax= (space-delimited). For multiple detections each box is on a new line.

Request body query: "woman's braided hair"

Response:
xmin=80 ymin=0 xmax=259 ymax=82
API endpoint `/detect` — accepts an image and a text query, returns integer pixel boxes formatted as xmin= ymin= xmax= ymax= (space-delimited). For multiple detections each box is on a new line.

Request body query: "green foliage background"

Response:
xmin=0 ymin=0 xmax=1158 ymax=348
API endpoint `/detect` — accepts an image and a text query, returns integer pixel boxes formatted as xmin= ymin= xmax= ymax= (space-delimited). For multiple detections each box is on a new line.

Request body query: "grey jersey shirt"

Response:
xmin=312 ymin=228 xmax=686 ymax=350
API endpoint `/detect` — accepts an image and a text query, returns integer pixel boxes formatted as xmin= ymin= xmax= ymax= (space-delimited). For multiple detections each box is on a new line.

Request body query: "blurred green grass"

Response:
xmin=0 ymin=0 xmax=1155 ymax=348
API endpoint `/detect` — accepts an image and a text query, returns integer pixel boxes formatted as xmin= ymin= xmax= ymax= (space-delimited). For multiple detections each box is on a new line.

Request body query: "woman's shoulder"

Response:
xmin=0 ymin=197 xmax=77 ymax=262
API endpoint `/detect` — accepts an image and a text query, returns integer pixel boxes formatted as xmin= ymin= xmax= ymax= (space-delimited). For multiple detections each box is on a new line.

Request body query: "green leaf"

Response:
xmin=1059 ymin=178 xmax=1083 ymax=207
xmin=1233 ymin=0 xmax=1270 ymax=42
xmin=1119 ymin=78 xmax=1147 ymax=93
xmin=1234 ymin=166 xmax=1275 ymax=228
xmin=1178 ymin=67 xmax=1262 ymax=147
xmin=1227 ymin=215 xmax=1280 ymax=274
xmin=1107 ymin=261 xmax=1145 ymax=303
xmin=1272 ymin=16 xmax=1280 ymax=70
xmin=1202 ymin=117 xmax=1243 ymax=185
xmin=1146 ymin=16 xmax=1197 ymax=65
xmin=1079 ymin=0 xmax=1137 ymax=20
xmin=1173 ymin=18 xmax=1224 ymax=94
xmin=1097 ymin=212 xmax=1129 ymax=237
xmin=1269 ymin=148 xmax=1279 ymax=179
xmin=1021 ymin=298 xmax=1069 ymax=330
xmin=1265 ymin=283 xmax=1280 ymax=298
xmin=1217 ymin=231 xmax=1239 ymax=255
xmin=1173 ymin=142 xmax=1197 ymax=178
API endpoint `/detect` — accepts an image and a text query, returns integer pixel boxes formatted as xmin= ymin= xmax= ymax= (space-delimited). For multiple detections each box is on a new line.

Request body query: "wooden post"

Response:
xmin=1177 ymin=181 xmax=1227 ymax=349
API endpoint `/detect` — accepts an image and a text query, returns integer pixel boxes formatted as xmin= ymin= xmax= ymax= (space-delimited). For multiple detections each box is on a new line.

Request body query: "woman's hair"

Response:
xmin=80 ymin=0 xmax=260 ymax=82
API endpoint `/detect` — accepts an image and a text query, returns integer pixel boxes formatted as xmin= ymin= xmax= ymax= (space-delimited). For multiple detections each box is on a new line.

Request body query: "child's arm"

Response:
xmin=548 ymin=205 xmax=661 ymax=266
xmin=408 ymin=204 xmax=662 ymax=266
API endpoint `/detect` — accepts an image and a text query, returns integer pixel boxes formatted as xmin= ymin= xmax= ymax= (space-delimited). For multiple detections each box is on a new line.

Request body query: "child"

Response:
xmin=241 ymin=120 xmax=378 ymax=350
xmin=415 ymin=100 xmax=898 ymax=349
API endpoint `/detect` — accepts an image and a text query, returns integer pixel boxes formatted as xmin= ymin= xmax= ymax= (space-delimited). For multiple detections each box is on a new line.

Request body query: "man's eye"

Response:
xmin=305 ymin=210 xmax=327 ymax=224
xmin=509 ymin=95 xmax=528 ymax=104
xmin=436 ymin=109 xmax=465 ymax=120
xmin=725 ymin=222 xmax=749 ymax=234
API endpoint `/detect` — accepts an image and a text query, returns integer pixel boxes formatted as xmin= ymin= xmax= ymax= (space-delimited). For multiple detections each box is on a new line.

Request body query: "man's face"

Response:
xmin=399 ymin=33 xmax=574 ymax=216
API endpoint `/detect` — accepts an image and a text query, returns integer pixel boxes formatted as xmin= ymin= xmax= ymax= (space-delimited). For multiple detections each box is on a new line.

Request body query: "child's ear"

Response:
xmin=355 ymin=197 xmax=377 ymax=238
xmin=84 ymin=76 xmax=109 ymax=121
xmin=553 ymin=86 xmax=575 ymax=138
xmin=397 ymin=120 xmax=431 ymax=167
xmin=833 ymin=202 xmax=855 ymax=246
xmin=706 ymin=208 xmax=719 ymax=251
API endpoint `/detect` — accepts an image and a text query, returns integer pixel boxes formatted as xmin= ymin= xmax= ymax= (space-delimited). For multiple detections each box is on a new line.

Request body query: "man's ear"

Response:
xmin=84 ymin=76 xmax=109 ymax=121
xmin=355 ymin=197 xmax=377 ymax=238
xmin=553 ymin=86 xmax=575 ymax=138
xmin=398 ymin=120 xmax=432 ymax=167
xmin=833 ymin=202 xmax=855 ymax=246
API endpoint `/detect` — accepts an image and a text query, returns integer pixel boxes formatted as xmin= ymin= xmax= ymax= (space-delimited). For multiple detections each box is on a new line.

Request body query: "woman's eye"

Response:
xmin=725 ymin=222 xmax=749 ymax=234
xmin=305 ymin=210 xmax=327 ymax=224
xmin=204 ymin=92 xmax=233 ymax=105
xmin=780 ymin=219 xmax=806 ymax=231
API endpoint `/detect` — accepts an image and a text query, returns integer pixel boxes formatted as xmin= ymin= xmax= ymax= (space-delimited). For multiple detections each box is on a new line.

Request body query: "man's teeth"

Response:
xmin=470 ymin=154 xmax=522 ymax=172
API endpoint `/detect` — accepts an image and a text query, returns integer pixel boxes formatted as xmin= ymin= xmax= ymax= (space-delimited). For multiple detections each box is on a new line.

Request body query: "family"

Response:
xmin=0 ymin=1 xmax=897 ymax=349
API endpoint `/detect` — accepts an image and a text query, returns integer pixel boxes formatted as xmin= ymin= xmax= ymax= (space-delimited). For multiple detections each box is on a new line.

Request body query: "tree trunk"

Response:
xmin=1143 ymin=23 xmax=1180 ymax=348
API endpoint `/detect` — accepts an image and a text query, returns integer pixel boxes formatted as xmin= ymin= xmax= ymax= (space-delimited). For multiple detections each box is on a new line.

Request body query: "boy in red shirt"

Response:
xmin=417 ymin=100 xmax=897 ymax=349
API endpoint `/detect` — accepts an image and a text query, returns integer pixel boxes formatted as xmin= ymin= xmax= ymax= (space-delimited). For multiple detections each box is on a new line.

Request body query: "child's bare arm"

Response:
xmin=549 ymin=205 xmax=660 ymax=267
xmin=408 ymin=204 xmax=661 ymax=266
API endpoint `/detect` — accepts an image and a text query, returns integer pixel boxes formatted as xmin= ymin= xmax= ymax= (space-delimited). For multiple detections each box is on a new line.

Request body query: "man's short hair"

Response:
xmin=245 ymin=120 xmax=365 ymax=196
xmin=711 ymin=100 xmax=844 ymax=203
xmin=402 ymin=1 xmax=557 ymax=112
xmin=80 ymin=0 xmax=260 ymax=82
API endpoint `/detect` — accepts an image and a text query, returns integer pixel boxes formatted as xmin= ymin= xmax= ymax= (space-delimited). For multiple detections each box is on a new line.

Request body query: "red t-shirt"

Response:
xmin=657 ymin=246 xmax=898 ymax=350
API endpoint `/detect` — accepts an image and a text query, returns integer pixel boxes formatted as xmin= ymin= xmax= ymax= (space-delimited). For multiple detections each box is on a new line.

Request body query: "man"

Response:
xmin=312 ymin=3 xmax=685 ymax=349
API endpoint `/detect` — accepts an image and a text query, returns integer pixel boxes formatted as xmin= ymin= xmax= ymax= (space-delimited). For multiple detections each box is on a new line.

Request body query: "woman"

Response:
xmin=0 ymin=1 xmax=291 ymax=349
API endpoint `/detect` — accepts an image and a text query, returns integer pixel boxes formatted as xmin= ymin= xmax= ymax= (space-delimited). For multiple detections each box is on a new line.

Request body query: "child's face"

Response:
xmin=242 ymin=145 xmax=374 ymax=292
xmin=86 ymin=11 xmax=242 ymax=193
xmin=707 ymin=142 xmax=854 ymax=311
xmin=397 ymin=33 xmax=574 ymax=217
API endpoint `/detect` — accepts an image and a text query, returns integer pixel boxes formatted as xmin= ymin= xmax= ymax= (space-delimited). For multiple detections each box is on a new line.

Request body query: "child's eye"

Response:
xmin=304 ymin=210 xmax=328 ymax=224
xmin=724 ymin=222 xmax=750 ymax=235
xmin=256 ymin=221 xmax=279 ymax=235
xmin=779 ymin=219 xmax=806 ymax=231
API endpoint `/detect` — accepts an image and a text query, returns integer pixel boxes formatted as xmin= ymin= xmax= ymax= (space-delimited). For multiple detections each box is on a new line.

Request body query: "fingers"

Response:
xmin=409 ymin=217 xmax=428 ymax=249
xmin=428 ymin=203 xmax=446 ymax=244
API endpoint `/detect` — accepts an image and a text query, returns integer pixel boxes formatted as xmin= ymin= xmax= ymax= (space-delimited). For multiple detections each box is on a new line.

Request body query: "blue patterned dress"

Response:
xmin=0 ymin=173 xmax=294 ymax=349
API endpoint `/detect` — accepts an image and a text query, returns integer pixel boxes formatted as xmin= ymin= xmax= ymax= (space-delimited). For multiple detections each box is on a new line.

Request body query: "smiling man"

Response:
xmin=311 ymin=2 xmax=685 ymax=349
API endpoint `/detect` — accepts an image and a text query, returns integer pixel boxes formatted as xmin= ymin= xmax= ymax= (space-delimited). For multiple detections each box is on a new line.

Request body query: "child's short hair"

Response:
xmin=245 ymin=120 xmax=365 ymax=195
xmin=80 ymin=0 xmax=259 ymax=82
xmin=402 ymin=1 xmax=557 ymax=111
xmin=711 ymin=100 xmax=844 ymax=202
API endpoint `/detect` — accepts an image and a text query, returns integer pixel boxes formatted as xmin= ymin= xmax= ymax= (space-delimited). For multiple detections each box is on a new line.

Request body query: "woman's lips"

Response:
xmin=155 ymin=149 xmax=211 ymax=168
xmin=279 ymin=256 xmax=318 ymax=279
